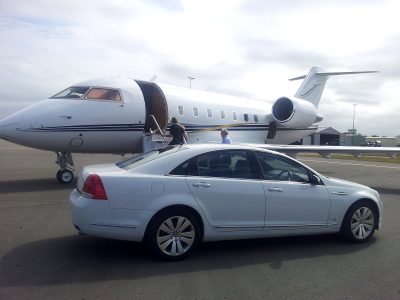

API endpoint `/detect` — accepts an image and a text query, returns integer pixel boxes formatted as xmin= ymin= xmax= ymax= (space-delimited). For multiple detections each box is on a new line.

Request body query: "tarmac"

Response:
xmin=0 ymin=140 xmax=399 ymax=300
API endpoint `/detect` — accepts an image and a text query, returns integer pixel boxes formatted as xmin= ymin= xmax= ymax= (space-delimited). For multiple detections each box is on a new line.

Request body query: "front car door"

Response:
xmin=254 ymin=151 xmax=331 ymax=230
xmin=185 ymin=150 xmax=266 ymax=231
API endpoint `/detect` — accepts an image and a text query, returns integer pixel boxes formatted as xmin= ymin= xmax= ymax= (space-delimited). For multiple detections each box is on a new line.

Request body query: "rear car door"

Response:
xmin=185 ymin=150 xmax=266 ymax=231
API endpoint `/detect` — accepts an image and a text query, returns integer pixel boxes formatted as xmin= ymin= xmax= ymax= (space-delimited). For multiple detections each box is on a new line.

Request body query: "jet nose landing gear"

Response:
xmin=56 ymin=169 xmax=74 ymax=184
xmin=55 ymin=152 xmax=75 ymax=184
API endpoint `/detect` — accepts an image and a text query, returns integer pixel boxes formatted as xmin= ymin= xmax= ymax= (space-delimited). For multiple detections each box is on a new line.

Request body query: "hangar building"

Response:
xmin=302 ymin=127 xmax=364 ymax=146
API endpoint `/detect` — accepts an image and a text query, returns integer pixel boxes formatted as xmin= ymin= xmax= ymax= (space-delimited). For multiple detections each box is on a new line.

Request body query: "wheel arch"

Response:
xmin=143 ymin=204 xmax=205 ymax=242
xmin=340 ymin=198 xmax=380 ymax=230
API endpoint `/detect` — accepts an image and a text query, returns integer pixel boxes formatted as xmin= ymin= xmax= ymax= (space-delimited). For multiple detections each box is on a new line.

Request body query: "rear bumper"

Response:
xmin=69 ymin=189 xmax=155 ymax=242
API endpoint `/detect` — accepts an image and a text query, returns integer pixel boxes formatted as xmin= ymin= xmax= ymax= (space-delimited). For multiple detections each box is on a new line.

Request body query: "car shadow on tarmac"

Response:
xmin=0 ymin=233 xmax=376 ymax=287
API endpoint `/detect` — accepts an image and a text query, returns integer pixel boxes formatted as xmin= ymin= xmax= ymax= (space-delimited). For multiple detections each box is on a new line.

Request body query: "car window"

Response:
xmin=116 ymin=146 xmax=185 ymax=170
xmin=170 ymin=160 xmax=190 ymax=175
xmin=255 ymin=151 xmax=310 ymax=183
xmin=189 ymin=150 xmax=256 ymax=179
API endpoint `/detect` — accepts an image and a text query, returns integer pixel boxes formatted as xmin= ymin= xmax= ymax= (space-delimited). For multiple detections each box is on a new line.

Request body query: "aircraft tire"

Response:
xmin=57 ymin=170 xmax=74 ymax=184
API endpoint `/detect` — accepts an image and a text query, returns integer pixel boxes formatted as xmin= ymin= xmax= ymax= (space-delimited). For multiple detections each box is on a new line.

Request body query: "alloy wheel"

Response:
xmin=156 ymin=216 xmax=195 ymax=257
xmin=351 ymin=207 xmax=375 ymax=240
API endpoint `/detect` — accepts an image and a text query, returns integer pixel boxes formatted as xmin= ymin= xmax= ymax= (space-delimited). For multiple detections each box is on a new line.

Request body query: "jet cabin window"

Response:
xmin=193 ymin=107 xmax=199 ymax=117
xmin=178 ymin=105 xmax=184 ymax=116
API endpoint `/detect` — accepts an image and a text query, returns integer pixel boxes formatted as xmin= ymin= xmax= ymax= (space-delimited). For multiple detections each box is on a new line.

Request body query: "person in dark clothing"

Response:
xmin=168 ymin=117 xmax=188 ymax=145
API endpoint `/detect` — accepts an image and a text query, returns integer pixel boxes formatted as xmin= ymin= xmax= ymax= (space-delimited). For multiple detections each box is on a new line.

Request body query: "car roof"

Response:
xmin=166 ymin=143 xmax=292 ymax=160
xmin=174 ymin=143 xmax=272 ymax=152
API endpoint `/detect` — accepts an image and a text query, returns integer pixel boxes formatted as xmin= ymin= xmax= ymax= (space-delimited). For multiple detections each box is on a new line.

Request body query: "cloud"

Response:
xmin=0 ymin=0 xmax=399 ymax=136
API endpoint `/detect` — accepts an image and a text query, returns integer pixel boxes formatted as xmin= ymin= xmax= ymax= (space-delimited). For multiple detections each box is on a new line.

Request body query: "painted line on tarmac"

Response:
xmin=0 ymin=147 xmax=28 ymax=150
xmin=300 ymin=159 xmax=400 ymax=170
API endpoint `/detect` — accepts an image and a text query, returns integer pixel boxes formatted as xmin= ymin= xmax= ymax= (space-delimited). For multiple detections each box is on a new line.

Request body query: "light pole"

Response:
xmin=352 ymin=103 xmax=357 ymax=146
xmin=188 ymin=76 xmax=195 ymax=88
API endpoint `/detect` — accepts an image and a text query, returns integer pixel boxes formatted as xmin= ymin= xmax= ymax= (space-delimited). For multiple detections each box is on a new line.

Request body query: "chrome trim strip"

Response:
xmin=90 ymin=223 xmax=137 ymax=229
xmin=266 ymin=224 xmax=328 ymax=228
xmin=331 ymin=191 xmax=349 ymax=195
xmin=215 ymin=223 xmax=338 ymax=229
xmin=214 ymin=225 xmax=264 ymax=229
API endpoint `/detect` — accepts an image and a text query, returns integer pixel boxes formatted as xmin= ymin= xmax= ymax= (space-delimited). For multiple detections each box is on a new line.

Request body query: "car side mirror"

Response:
xmin=310 ymin=174 xmax=322 ymax=185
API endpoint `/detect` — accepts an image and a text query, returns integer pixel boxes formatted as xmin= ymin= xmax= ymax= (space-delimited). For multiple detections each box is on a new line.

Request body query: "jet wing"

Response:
xmin=245 ymin=144 xmax=400 ymax=159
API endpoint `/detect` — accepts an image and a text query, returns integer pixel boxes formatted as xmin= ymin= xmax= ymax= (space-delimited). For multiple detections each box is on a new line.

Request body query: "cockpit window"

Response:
xmin=51 ymin=86 xmax=122 ymax=101
xmin=51 ymin=87 xmax=90 ymax=99
xmin=84 ymin=88 xmax=121 ymax=101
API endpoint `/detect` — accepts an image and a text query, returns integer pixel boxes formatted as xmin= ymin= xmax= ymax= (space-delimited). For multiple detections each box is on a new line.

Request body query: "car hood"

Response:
xmin=323 ymin=176 xmax=377 ymax=194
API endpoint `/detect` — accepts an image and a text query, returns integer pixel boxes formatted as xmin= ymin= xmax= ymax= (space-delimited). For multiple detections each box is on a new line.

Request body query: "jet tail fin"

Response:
xmin=149 ymin=75 xmax=158 ymax=82
xmin=290 ymin=66 xmax=378 ymax=108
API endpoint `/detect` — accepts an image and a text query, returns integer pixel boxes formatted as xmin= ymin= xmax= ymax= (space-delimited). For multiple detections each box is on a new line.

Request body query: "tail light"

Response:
xmin=82 ymin=174 xmax=108 ymax=200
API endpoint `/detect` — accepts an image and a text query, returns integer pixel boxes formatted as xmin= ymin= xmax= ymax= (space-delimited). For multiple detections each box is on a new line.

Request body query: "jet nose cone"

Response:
xmin=0 ymin=118 xmax=19 ymax=140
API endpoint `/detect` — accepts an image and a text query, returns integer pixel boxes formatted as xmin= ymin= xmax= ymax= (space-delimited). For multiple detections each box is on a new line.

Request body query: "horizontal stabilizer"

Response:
xmin=289 ymin=70 xmax=378 ymax=81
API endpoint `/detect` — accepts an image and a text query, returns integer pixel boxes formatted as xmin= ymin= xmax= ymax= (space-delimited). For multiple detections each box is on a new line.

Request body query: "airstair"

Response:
xmin=142 ymin=114 xmax=169 ymax=152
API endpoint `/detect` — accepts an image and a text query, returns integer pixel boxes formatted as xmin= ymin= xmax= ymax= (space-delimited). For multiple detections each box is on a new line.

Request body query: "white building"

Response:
xmin=365 ymin=136 xmax=400 ymax=147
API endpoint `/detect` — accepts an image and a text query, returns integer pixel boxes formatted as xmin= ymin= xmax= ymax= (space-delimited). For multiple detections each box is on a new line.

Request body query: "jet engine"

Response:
xmin=272 ymin=97 xmax=318 ymax=128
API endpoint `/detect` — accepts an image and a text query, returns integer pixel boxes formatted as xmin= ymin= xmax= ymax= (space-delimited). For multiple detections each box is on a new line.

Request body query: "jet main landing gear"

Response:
xmin=55 ymin=152 xmax=75 ymax=184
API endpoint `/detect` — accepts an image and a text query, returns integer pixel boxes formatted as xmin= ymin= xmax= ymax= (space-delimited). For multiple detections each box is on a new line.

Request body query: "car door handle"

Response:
xmin=192 ymin=182 xmax=211 ymax=188
xmin=268 ymin=187 xmax=283 ymax=192
xmin=331 ymin=191 xmax=348 ymax=196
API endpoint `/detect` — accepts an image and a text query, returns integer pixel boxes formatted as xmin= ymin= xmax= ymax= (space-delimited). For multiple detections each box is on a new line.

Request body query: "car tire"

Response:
xmin=340 ymin=200 xmax=377 ymax=243
xmin=145 ymin=208 xmax=201 ymax=261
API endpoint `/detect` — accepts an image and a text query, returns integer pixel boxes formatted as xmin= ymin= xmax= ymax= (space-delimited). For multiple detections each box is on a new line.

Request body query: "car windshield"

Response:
xmin=116 ymin=146 xmax=186 ymax=170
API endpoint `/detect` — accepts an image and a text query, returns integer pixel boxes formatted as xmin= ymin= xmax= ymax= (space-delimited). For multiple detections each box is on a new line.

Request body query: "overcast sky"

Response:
xmin=0 ymin=0 xmax=399 ymax=136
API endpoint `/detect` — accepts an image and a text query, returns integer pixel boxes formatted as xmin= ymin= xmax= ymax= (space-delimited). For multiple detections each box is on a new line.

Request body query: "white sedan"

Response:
xmin=70 ymin=144 xmax=382 ymax=260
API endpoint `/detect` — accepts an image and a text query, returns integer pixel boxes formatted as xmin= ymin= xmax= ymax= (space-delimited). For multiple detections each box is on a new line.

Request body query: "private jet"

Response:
xmin=1 ymin=66 xmax=398 ymax=183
